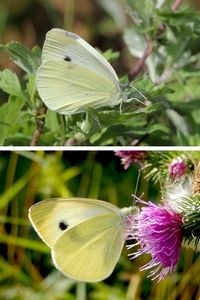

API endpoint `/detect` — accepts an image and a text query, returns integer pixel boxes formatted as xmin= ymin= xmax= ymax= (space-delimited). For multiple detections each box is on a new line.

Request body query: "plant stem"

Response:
xmin=30 ymin=103 xmax=47 ymax=146
xmin=129 ymin=39 xmax=153 ymax=80
xmin=172 ymin=0 xmax=182 ymax=11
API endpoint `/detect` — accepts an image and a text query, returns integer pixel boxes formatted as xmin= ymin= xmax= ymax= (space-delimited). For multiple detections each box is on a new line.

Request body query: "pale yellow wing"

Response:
xmin=37 ymin=60 xmax=121 ymax=114
xmin=52 ymin=213 xmax=125 ymax=282
xmin=41 ymin=28 xmax=119 ymax=82
xmin=28 ymin=198 xmax=121 ymax=248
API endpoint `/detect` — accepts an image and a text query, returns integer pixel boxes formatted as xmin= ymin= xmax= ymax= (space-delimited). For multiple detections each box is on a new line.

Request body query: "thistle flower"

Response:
xmin=127 ymin=201 xmax=183 ymax=281
xmin=115 ymin=151 xmax=146 ymax=170
xmin=168 ymin=156 xmax=188 ymax=179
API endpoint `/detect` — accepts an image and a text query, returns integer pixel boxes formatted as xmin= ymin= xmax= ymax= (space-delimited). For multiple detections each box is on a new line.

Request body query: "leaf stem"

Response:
xmin=171 ymin=0 xmax=182 ymax=11
xmin=30 ymin=103 xmax=47 ymax=146
xmin=129 ymin=39 xmax=153 ymax=81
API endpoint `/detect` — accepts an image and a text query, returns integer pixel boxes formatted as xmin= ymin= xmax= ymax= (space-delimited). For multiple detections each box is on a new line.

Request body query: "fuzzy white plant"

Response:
xmin=164 ymin=176 xmax=193 ymax=213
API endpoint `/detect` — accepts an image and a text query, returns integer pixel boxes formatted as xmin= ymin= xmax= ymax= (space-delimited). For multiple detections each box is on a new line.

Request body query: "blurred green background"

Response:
xmin=0 ymin=0 xmax=133 ymax=77
xmin=0 ymin=0 xmax=199 ymax=76
xmin=0 ymin=150 xmax=199 ymax=299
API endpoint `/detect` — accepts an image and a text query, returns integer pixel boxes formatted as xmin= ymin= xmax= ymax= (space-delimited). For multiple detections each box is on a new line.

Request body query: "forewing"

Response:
xmin=41 ymin=28 xmax=119 ymax=82
xmin=28 ymin=198 xmax=121 ymax=248
xmin=37 ymin=60 xmax=121 ymax=114
xmin=52 ymin=214 xmax=125 ymax=282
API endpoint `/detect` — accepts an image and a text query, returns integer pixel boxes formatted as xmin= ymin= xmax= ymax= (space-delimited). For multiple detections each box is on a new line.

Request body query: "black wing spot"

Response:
xmin=64 ymin=55 xmax=72 ymax=62
xmin=59 ymin=220 xmax=68 ymax=231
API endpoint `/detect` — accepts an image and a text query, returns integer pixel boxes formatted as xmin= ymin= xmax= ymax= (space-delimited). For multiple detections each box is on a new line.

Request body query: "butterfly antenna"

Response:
xmin=135 ymin=169 xmax=141 ymax=194
xmin=121 ymin=82 xmax=148 ymax=107
xmin=129 ymin=96 xmax=146 ymax=106
xmin=130 ymin=85 xmax=148 ymax=106
xmin=131 ymin=169 xmax=143 ymax=205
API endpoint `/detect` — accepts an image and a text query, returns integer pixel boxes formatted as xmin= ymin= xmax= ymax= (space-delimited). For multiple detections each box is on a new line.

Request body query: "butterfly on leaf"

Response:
xmin=37 ymin=28 xmax=122 ymax=114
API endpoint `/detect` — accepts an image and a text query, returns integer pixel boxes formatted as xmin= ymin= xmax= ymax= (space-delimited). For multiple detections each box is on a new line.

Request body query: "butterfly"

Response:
xmin=28 ymin=198 xmax=134 ymax=282
xmin=36 ymin=28 xmax=122 ymax=114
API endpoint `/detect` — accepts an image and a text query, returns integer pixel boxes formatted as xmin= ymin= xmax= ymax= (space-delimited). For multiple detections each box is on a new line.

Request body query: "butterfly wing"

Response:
xmin=28 ymin=198 xmax=121 ymax=248
xmin=41 ymin=28 xmax=119 ymax=82
xmin=37 ymin=28 xmax=122 ymax=114
xmin=37 ymin=60 xmax=121 ymax=114
xmin=52 ymin=213 xmax=125 ymax=282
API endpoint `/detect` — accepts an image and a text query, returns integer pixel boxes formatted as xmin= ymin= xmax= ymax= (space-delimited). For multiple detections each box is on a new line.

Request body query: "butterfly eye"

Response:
xmin=64 ymin=55 xmax=72 ymax=62
xmin=59 ymin=220 xmax=68 ymax=231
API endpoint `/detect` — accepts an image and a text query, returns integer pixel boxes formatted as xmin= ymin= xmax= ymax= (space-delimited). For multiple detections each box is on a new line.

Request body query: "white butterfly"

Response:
xmin=37 ymin=28 xmax=122 ymax=114
xmin=28 ymin=198 xmax=134 ymax=282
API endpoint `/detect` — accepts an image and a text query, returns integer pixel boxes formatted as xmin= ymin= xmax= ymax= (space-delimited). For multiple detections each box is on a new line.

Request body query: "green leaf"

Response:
xmin=0 ymin=95 xmax=24 ymax=145
xmin=0 ymin=42 xmax=41 ymax=74
xmin=160 ymin=11 xmax=200 ymax=30
xmin=101 ymin=49 xmax=120 ymax=62
xmin=26 ymin=73 xmax=37 ymax=106
xmin=0 ymin=69 xmax=24 ymax=99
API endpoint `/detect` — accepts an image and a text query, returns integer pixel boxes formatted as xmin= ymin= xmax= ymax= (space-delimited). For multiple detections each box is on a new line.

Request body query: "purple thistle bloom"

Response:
xmin=115 ymin=151 xmax=146 ymax=170
xmin=168 ymin=157 xmax=188 ymax=179
xmin=127 ymin=201 xmax=183 ymax=281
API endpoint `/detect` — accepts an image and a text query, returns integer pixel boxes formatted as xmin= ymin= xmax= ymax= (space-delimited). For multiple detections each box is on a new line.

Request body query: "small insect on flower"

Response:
xmin=168 ymin=156 xmax=188 ymax=179
xmin=127 ymin=201 xmax=183 ymax=281
xmin=115 ymin=151 xmax=146 ymax=170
